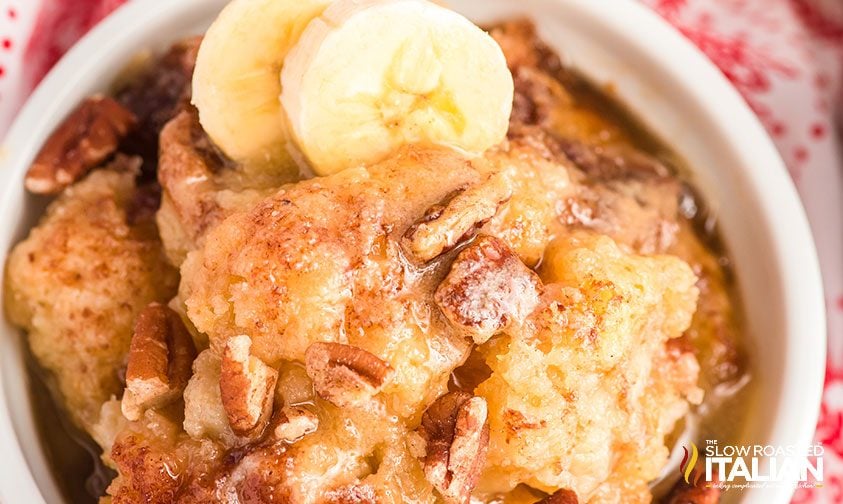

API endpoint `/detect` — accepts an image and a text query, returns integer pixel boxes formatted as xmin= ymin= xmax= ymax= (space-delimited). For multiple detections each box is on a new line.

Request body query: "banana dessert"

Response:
xmin=4 ymin=1 xmax=748 ymax=503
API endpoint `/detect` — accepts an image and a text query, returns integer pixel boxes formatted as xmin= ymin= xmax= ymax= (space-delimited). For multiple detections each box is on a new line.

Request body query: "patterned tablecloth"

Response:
xmin=0 ymin=0 xmax=841 ymax=502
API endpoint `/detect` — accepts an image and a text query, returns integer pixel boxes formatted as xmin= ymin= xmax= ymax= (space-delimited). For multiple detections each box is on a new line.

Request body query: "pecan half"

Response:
xmin=417 ymin=392 xmax=490 ymax=504
xmin=535 ymin=489 xmax=578 ymax=504
xmin=402 ymin=172 xmax=512 ymax=262
xmin=25 ymin=95 xmax=137 ymax=194
xmin=304 ymin=342 xmax=393 ymax=407
xmin=270 ymin=405 xmax=319 ymax=443
xmin=157 ymin=110 xmax=226 ymax=244
xmin=220 ymin=335 xmax=279 ymax=439
xmin=435 ymin=235 xmax=542 ymax=344
xmin=122 ymin=303 xmax=197 ymax=421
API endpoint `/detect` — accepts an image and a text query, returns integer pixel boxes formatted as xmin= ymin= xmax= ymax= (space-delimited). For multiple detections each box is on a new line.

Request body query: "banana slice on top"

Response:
xmin=192 ymin=0 xmax=331 ymax=174
xmin=281 ymin=0 xmax=514 ymax=176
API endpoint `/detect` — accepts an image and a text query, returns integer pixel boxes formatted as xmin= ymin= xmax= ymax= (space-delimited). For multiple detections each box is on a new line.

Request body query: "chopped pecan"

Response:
xmin=489 ymin=20 xmax=570 ymax=136
xmin=435 ymin=235 xmax=542 ymax=344
xmin=559 ymin=139 xmax=671 ymax=182
xmin=509 ymin=67 xmax=571 ymax=132
xmin=270 ymin=405 xmax=319 ymax=443
xmin=402 ymin=172 xmax=512 ymax=262
xmin=25 ymin=95 xmax=137 ymax=194
xmin=559 ymin=139 xmax=682 ymax=255
xmin=417 ymin=391 xmax=490 ymax=504
xmin=304 ymin=342 xmax=393 ymax=407
xmin=219 ymin=335 xmax=279 ymax=438
xmin=535 ymin=489 xmax=578 ymax=504
xmin=157 ymin=110 xmax=226 ymax=244
xmin=122 ymin=302 xmax=197 ymax=421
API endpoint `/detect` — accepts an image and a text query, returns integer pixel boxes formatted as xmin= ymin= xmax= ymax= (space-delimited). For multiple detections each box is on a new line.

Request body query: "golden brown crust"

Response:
xmin=108 ymin=411 xmax=223 ymax=504
xmin=477 ymin=137 xmax=572 ymax=267
xmin=179 ymin=146 xmax=485 ymax=419
xmin=25 ymin=96 xmax=137 ymax=194
xmin=116 ymin=137 xmax=704 ymax=502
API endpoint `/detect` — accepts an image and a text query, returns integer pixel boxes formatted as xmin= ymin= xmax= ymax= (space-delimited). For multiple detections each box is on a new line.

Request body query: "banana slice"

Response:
xmin=281 ymin=0 xmax=514 ymax=176
xmin=192 ymin=0 xmax=331 ymax=174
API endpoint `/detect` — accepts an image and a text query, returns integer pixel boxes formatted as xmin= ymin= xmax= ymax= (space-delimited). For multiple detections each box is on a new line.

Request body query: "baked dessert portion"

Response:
xmin=90 ymin=135 xmax=700 ymax=503
xmin=5 ymin=159 xmax=178 ymax=433
xmin=4 ymin=2 xmax=747 ymax=503
xmin=478 ymin=232 xmax=701 ymax=501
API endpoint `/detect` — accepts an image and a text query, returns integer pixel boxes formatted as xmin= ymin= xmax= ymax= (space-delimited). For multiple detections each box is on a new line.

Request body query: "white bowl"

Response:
xmin=0 ymin=0 xmax=826 ymax=502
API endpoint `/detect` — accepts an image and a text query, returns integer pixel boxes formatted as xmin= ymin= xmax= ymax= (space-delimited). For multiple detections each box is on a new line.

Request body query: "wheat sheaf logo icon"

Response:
xmin=679 ymin=442 xmax=702 ymax=486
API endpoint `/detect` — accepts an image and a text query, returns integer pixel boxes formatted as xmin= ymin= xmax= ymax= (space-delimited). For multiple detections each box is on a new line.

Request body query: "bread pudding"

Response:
xmin=4 ymin=1 xmax=748 ymax=503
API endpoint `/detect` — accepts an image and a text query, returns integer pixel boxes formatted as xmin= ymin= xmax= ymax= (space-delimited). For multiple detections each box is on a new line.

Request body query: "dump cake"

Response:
xmin=4 ymin=1 xmax=748 ymax=503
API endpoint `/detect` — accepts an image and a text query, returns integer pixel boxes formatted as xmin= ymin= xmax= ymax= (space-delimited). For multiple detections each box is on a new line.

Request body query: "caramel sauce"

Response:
xmin=550 ymin=73 xmax=754 ymax=501
xmin=25 ymin=346 xmax=114 ymax=502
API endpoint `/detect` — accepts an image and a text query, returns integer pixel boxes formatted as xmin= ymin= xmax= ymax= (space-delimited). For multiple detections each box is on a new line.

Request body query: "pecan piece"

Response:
xmin=270 ymin=405 xmax=319 ymax=443
xmin=435 ymin=235 xmax=542 ymax=344
xmin=403 ymin=172 xmax=512 ymax=262
xmin=157 ymin=109 xmax=229 ymax=256
xmin=304 ymin=342 xmax=393 ymax=407
xmin=417 ymin=391 xmax=490 ymax=504
xmin=509 ymin=67 xmax=571 ymax=133
xmin=559 ymin=139 xmax=671 ymax=183
xmin=535 ymin=489 xmax=578 ymax=504
xmin=122 ymin=303 xmax=197 ymax=421
xmin=219 ymin=335 xmax=279 ymax=438
xmin=26 ymin=95 xmax=137 ymax=194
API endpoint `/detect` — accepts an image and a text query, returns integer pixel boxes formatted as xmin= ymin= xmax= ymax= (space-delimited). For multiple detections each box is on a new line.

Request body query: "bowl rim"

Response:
xmin=0 ymin=0 xmax=826 ymax=503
